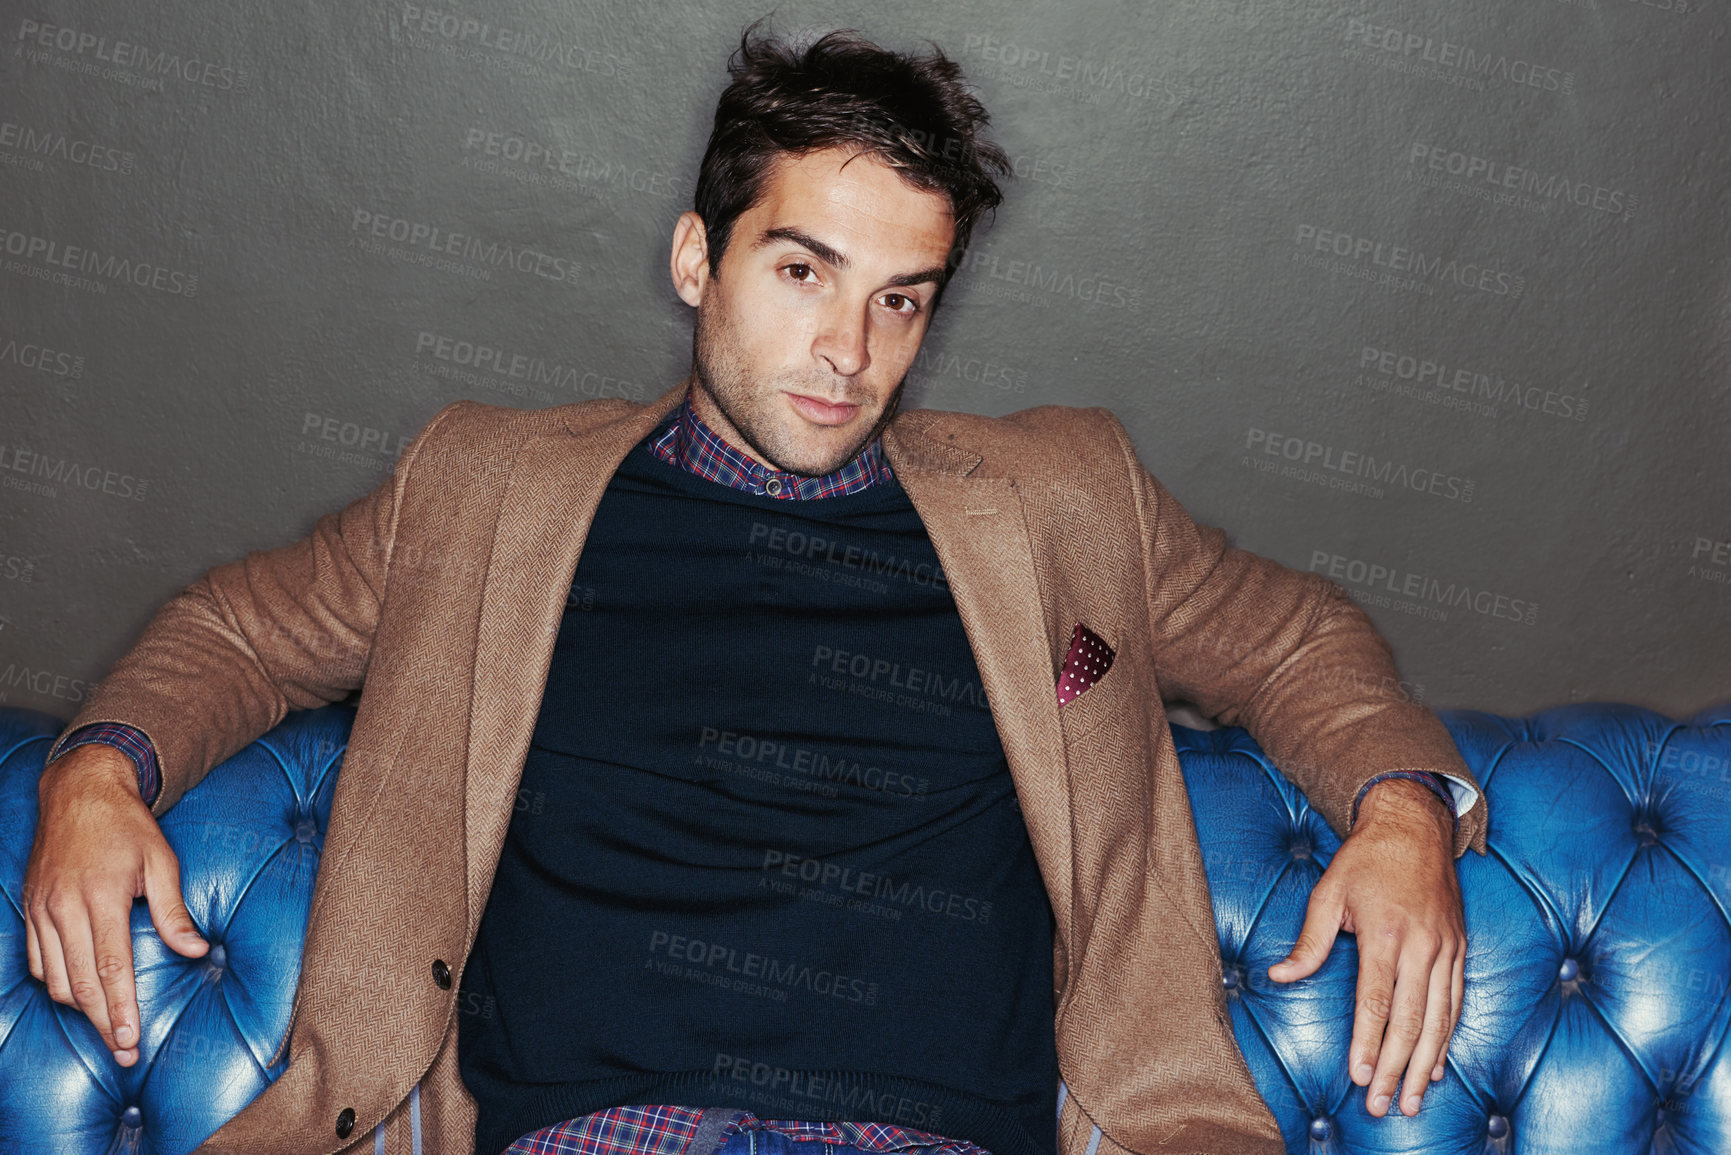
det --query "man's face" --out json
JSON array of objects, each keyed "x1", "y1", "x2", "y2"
[{"x1": 671, "y1": 147, "x2": 955, "y2": 476}]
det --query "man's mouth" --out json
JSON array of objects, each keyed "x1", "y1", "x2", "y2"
[{"x1": 786, "y1": 392, "x2": 860, "y2": 426}]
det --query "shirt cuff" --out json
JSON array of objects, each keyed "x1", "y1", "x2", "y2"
[
  {"x1": 1432, "y1": 771, "x2": 1480, "y2": 817},
  {"x1": 1352, "y1": 769, "x2": 1460, "y2": 836},
  {"x1": 48, "y1": 723, "x2": 161, "y2": 808}
]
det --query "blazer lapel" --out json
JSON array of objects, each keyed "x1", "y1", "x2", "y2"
[
  {"x1": 460, "y1": 384, "x2": 684, "y2": 942},
  {"x1": 883, "y1": 416, "x2": 1074, "y2": 916}
]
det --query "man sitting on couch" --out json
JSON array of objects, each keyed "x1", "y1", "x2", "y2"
[{"x1": 23, "y1": 23, "x2": 1484, "y2": 1155}]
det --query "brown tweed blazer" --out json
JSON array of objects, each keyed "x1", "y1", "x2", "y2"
[{"x1": 54, "y1": 382, "x2": 1486, "y2": 1155}]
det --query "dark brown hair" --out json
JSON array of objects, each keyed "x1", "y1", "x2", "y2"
[{"x1": 693, "y1": 22, "x2": 1011, "y2": 284}]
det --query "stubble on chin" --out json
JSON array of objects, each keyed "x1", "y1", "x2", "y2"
[{"x1": 691, "y1": 297, "x2": 905, "y2": 478}]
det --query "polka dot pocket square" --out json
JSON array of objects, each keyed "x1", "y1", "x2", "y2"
[{"x1": 1056, "y1": 622, "x2": 1115, "y2": 706}]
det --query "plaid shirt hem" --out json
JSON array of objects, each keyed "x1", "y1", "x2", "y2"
[{"x1": 505, "y1": 1105, "x2": 992, "y2": 1155}]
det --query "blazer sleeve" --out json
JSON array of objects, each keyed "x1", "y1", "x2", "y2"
[
  {"x1": 1105, "y1": 412, "x2": 1489, "y2": 857},
  {"x1": 45, "y1": 400, "x2": 470, "y2": 817}
]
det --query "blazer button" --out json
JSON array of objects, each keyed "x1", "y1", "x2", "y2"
[
  {"x1": 336, "y1": 1107, "x2": 356, "y2": 1138},
  {"x1": 432, "y1": 958, "x2": 452, "y2": 989}
]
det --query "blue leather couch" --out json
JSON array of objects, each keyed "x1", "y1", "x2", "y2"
[{"x1": 3, "y1": 702, "x2": 1729, "y2": 1154}]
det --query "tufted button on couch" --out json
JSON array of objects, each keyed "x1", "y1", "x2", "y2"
[
  {"x1": 1179, "y1": 702, "x2": 1731, "y2": 1154},
  {"x1": 2, "y1": 701, "x2": 1728, "y2": 1153},
  {"x1": 0, "y1": 704, "x2": 342, "y2": 1154}
]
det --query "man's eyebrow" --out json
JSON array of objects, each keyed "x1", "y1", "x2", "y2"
[
  {"x1": 758, "y1": 227, "x2": 849, "y2": 269},
  {"x1": 885, "y1": 265, "x2": 947, "y2": 289},
  {"x1": 757, "y1": 226, "x2": 945, "y2": 290}
]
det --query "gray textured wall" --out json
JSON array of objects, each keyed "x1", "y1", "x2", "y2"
[{"x1": 2, "y1": 0, "x2": 1725, "y2": 723}]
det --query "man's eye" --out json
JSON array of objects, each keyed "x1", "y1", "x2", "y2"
[
  {"x1": 882, "y1": 293, "x2": 920, "y2": 315},
  {"x1": 786, "y1": 263, "x2": 814, "y2": 281}
]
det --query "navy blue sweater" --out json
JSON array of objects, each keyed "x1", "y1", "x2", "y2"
[{"x1": 458, "y1": 435, "x2": 1057, "y2": 1155}]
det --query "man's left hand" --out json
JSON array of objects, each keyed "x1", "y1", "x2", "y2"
[{"x1": 1266, "y1": 777, "x2": 1463, "y2": 1119}]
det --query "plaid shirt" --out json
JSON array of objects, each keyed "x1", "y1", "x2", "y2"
[
  {"x1": 48, "y1": 720, "x2": 162, "y2": 806},
  {"x1": 502, "y1": 1106, "x2": 991, "y2": 1155},
  {"x1": 45, "y1": 391, "x2": 1457, "y2": 1155},
  {"x1": 647, "y1": 388, "x2": 893, "y2": 500}
]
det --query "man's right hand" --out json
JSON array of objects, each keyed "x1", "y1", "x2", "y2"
[{"x1": 24, "y1": 743, "x2": 208, "y2": 1066}]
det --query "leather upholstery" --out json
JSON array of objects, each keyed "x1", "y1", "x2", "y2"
[
  {"x1": 0, "y1": 705, "x2": 343, "y2": 1154},
  {"x1": 1181, "y1": 702, "x2": 1731, "y2": 1153},
  {"x1": 2, "y1": 701, "x2": 1727, "y2": 1153}
]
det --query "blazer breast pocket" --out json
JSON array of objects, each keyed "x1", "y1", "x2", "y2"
[{"x1": 1055, "y1": 622, "x2": 1136, "y2": 742}]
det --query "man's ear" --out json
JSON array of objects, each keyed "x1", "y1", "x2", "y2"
[{"x1": 670, "y1": 211, "x2": 709, "y2": 307}]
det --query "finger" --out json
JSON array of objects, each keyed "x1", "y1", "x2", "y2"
[
  {"x1": 1435, "y1": 945, "x2": 1465, "y2": 1081},
  {"x1": 1399, "y1": 953, "x2": 1456, "y2": 1114},
  {"x1": 1269, "y1": 881, "x2": 1344, "y2": 983},
  {"x1": 52, "y1": 904, "x2": 118, "y2": 1050},
  {"x1": 91, "y1": 895, "x2": 142, "y2": 1064},
  {"x1": 26, "y1": 909, "x2": 41, "y2": 981},
  {"x1": 36, "y1": 898, "x2": 75, "y2": 1006},
  {"x1": 1348, "y1": 943, "x2": 1396, "y2": 1087},
  {"x1": 1366, "y1": 948, "x2": 1431, "y2": 1117},
  {"x1": 143, "y1": 842, "x2": 207, "y2": 959}
]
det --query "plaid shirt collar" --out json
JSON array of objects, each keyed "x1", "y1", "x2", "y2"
[{"x1": 648, "y1": 389, "x2": 893, "y2": 500}]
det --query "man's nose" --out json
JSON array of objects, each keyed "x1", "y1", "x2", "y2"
[{"x1": 812, "y1": 300, "x2": 870, "y2": 378}]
